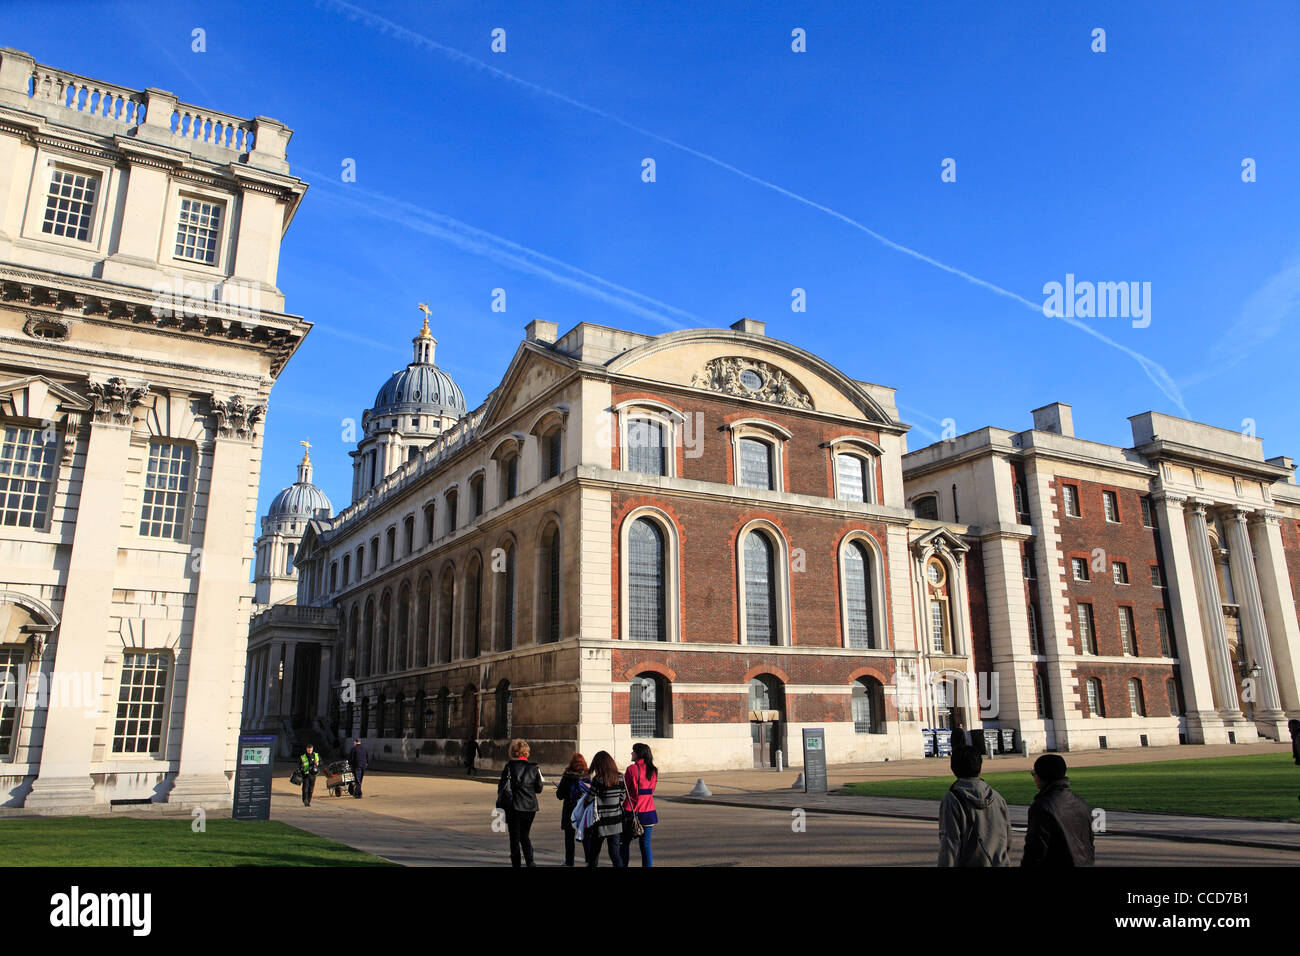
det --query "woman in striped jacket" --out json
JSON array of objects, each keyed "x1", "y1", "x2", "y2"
[{"x1": 583, "y1": 750, "x2": 628, "y2": 867}]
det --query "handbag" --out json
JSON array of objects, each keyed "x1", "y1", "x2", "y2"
[
  {"x1": 290, "y1": 769, "x2": 303, "y2": 786},
  {"x1": 496, "y1": 763, "x2": 515, "y2": 811},
  {"x1": 625, "y1": 779, "x2": 645, "y2": 838}
]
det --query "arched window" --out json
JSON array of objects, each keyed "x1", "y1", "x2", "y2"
[
  {"x1": 1027, "y1": 603, "x2": 1040, "y2": 654},
  {"x1": 469, "y1": 473, "x2": 485, "y2": 518},
  {"x1": 1086, "y1": 678, "x2": 1105, "y2": 718},
  {"x1": 836, "y1": 453, "x2": 872, "y2": 503},
  {"x1": 738, "y1": 437, "x2": 774, "y2": 491},
  {"x1": 464, "y1": 555, "x2": 483, "y2": 658},
  {"x1": 346, "y1": 605, "x2": 359, "y2": 677},
  {"x1": 495, "y1": 679, "x2": 512, "y2": 738},
  {"x1": 628, "y1": 518, "x2": 666, "y2": 642},
  {"x1": 376, "y1": 591, "x2": 391, "y2": 674},
  {"x1": 445, "y1": 488, "x2": 458, "y2": 533},
  {"x1": 462, "y1": 685, "x2": 478, "y2": 736},
  {"x1": 627, "y1": 417, "x2": 666, "y2": 476},
  {"x1": 437, "y1": 565, "x2": 455, "y2": 663},
  {"x1": 537, "y1": 523, "x2": 561, "y2": 644},
  {"x1": 395, "y1": 582, "x2": 411, "y2": 671},
  {"x1": 913, "y1": 494, "x2": 939, "y2": 520},
  {"x1": 495, "y1": 543, "x2": 516, "y2": 651},
  {"x1": 540, "y1": 426, "x2": 563, "y2": 481},
  {"x1": 743, "y1": 530, "x2": 778, "y2": 646},
  {"x1": 415, "y1": 572, "x2": 432, "y2": 668},
  {"x1": 852, "y1": 678, "x2": 885, "y2": 734},
  {"x1": 629, "y1": 673, "x2": 669, "y2": 738},
  {"x1": 1014, "y1": 482, "x2": 1026, "y2": 517},
  {"x1": 359, "y1": 599, "x2": 374, "y2": 678},
  {"x1": 359, "y1": 696, "x2": 370, "y2": 737},
  {"x1": 1167, "y1": 677, "x2": 1184, "y2": 716},
  {"x1": 1128, "y1": 678, "x2": 1146, "y2": 717},
  {"x1": 1034, "y1": 669, "x2": 1050, "y2": 718},
  {"x1": 499, "y1": 455, "x2": 518, "y2": 504},
  {"x1": 842, "y1": 540, "x2": 876, "y2": 649}
]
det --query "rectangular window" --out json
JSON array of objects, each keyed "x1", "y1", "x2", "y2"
[
  {"x1": 1086, "y1": 678, "x2": 1101, "y2": 716},
  {"x1": 471, "y1": 478, "x2": 484, "y2": 518},
  {"x1": 0, "y1": 646, "x2": 25, "y2": 758},
  {"x1": 446, "y1": 492, "x2": 458, "y2": 533},
  {"x1": 1027, "y1": 603, "x2": 1040, "y2": 654},
  {"x1": 42, "y1": 167, "x2": 99, "y2": 241},
  {"x1": 1022, "y1": 544, "x2": 1036, "y2": 580},
  {"x1": 112, "y1": 651, "x2": 170, "y2": 755},
  {"x1": 1158, "y1": 610, "x2": 1173, "y2": 657},
  {"x1": 1141, "y1": 496, "x2": 1156, "y2": 528},
  {"x1": 404, "y1": 516, "x2": 414, "y2": 555},
  {"x1": 423, "y1": 503, "x2": 436, "y2": 544},
  {"x1": 1062, "y1": 484, "x2": 1080, "y2": 517},
  {"x1": 1119, "y1": 606, "x2": 1136, "y2": 655},
  {"x1": 1077, "y1": 603, "x2": 1096, "y2": 654},
  {"x1": 930, "y1": 602, "x2": 946, "y2": 653},
  {"x1": 174, "y1": 197, "x2": 223, "y2": 264},
  {"x1": 738, "y1": 438, "x2": 773, "y2": 491},
  {"x1": 1112, "y1": 561, "x2": 1129, "y2": 585},
  {"x1": 837, "y1": 454, "x2": 867, "y2": 503},
  {"x1": 1150, "y1": 565, "x2": 1163, "y2": 587},
  {"x1": 1103, "y1": 490, "x2": 1119, "y2": 523},
  {"x1": 385, "y1": 528, "x2": 395, "y2": 565},
  {"x1": 543, "y1": 430, "x2": 562, "y2": 480},
  {"x1": 139, "y1": 441, "x2": 193, "y2": 540},
  {"x1": 0, "y1": 423, "x2": 58, "y2": 529},
  {"x1": 1071, "y1": 557, "x2": 1089, "y2": 581},
  {"x1": 627, "y1": 418, "x2": 666, "y2": 476}
]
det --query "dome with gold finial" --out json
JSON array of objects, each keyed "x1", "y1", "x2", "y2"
[
  {"x1": 265, "y1": 442, "x2": 332, "y2": 522},
  {"x1": 371, "y1": 305, "x2": 466, "y2": 418}
]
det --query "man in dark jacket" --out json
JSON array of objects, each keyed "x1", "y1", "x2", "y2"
[
  {"x1": 1021, "y1": 754, "x2": 1095, "y2": 866},
  {"x1": 348, "y1": 739, "x2": 369, "y2": 798},
  {"x1": 938, "y1": 745, "x2": 1012, "y2": 866},
  {"x1": 464, "y1": 737, "x2": 479, "y2": 775},
  {"x1": 299, "y1": 744, "x2": 321, "y2": 806}
]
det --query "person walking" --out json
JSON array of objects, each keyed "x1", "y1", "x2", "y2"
[
  {"x1": 1021, "y1": 754, "x2": 1096, "y2": 867},
  {"x1": 556, "y1": 753, "x2": 591, "y2": 867},
  {"x1": 1289, "y1": 719, "x2": 1300, "y2": 766},
  {"x1": 619, "y1": 742, "x2": 659, "y2": 867},
  {"x1": 497, "y1": 738, "x2": 544, "y2": 867},
  {"x1": 937, "y1": 745, "x2": 1011, "y2": 866},
  {"x1": 583, "y1": 750, "x2": 628, "y2": 867},
  {"x1": 464, "y1": 736, "x2": 480, "y2": 776},
  {"x1": 348, "y1": 738, "x2": 369, "y2": 798},
  {"x1": 298, "y1": 743, "x2": 321, "y2": 807}
]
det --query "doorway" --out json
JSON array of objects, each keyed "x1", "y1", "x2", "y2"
[{"x1": 748, "y1": 675, "x2": 786, "y2": 768}]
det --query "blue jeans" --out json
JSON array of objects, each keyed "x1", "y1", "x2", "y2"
[{"x1": 618, "y1": 822, "x2": 653, "y2": 867}]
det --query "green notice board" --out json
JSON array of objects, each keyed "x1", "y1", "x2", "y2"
[{"x1": 802, "y1": 727, "x2": 827, "y2": 793}]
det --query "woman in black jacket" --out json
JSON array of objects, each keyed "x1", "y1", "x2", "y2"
[
  {"x1": 499, "y1": 738, "x2": 545, "y2": 867},
  {"x1": 555, "y1": 752, "x2": 590, "y2": 867}
]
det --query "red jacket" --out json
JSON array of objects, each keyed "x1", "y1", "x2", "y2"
[{"x1": 623, "y1": 760, "x2": 657, "y2": 814}]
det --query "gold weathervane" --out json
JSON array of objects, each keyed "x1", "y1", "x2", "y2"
[
  {"x1": 417, "y1": 302, "x2": 433, "y2": 337},
  {"x1": 300, "y1": 439, "x2": 311, "y2": 462}
]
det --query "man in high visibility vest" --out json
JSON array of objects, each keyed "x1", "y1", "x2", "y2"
[{"x1": 299, "y1": 744, "x2": 321, "y2": 806}]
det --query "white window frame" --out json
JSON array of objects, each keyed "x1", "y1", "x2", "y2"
[
  {"x1": 1077, "y1": 603, "x2": 1096, "y2": 654},
  {"x1": 172, "y1": 193, "x2": 227, "y2": 267},
  {"x1": 615, "y1": 400, "x2": 683, "y2": 478},
  {"x1": 727, "y1": 420, "x2": 791, "y2": 493},
  {"x1": 138, "y1": 439, "x2": 196, "y2": 543},
  {"x1": 163, "y1": 183, "x2": 233, "y2": 274},
  {"x1": 736, "y1": 519, "x2": 792, "y2": 647},
  {"x1": 1112, "y1": 561, "x2": 1129, "y2": 585},
  {"x1": 1118, "y1": 606, "x2": 1136, "y2": 655},
  {"x1": 1103, "y1": 490, "x2": 1120, "y2": 523},
  {"x1": 110, "y1": 649, "x2": 174, "y2": 758},
  {"x1": 619, "y1": 507, "x2": 681, "y2": 643},
  {"x1": 1062, "y1": 484, "x2": 1081, "y2": 518},
  {"x1": 0, "y1": 418, "x2": 60, "y2": 531},
  {"x1": 1071, "y1": 557, "x2": 1089, "y2": 581},
  {"x1": 827, "y1": 436, "x2": 882, "y2": 504},
  {"x1": 23, "y1": 154, "x2": 114, "y2": 253},
  {"x1": 1086, "y1": 678, "x2": 1103, "y2": 718}
]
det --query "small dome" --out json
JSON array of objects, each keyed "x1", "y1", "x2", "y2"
[
  {"x1": 373, "y1": 364, "x2": 466, "y2": 417},
  {"x1": 267, "y1": 481, "x2": 332, "y2": 519}
]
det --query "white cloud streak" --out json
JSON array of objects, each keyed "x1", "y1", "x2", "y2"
[{"x1": 316, "y1": 0, "x2": 1188, "y2": 414}]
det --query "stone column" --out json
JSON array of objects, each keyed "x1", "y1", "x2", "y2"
[
  {"x1": 1222, "y1": 509, "x2": 1285, "y2": 735},
  {"x1": 25, "y1": 405, "x2": 138, "y2": 810},
  {"x1": 977, "y1": 534, "x2": 1037, "y2": 738},
  {"x1": 169, "y1": 402, "x2": 262, "y2": 807},
  {"x1": 1248, "y1": 511, "x2": 1300, "y2": 717},
  {"x1": 1185, "y1": 502, "x2": 1244, "y2": 723}
]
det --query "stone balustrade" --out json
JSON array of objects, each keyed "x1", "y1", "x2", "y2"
[{"x1": 249, "y1": 603, "x2": 340, "y2": 631}]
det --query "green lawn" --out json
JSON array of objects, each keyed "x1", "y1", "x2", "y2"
[
  {"x1": 841, "y1": 754, "x2": 1300, "y2": 821},
  {"x1": 0, "y1": 817, "x2": 395, "y2": 866}
]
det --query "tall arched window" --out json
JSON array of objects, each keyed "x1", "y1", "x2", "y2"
[
  {"x1": 376, "y1": 591, "x2": 391, "y2": 674},
  {"x1": 499, "y1": 454, "x2": 518, "y2": 503},
  {"x1": 627, "y1": 417, "x2": 666, "y2": 476},
  {"x1": 347, "y1": 605, "x2": 359, "y2": 677},
  {"x1": 465, "y1": 555, "x2": 483, "y2": 658},
  {"x1": 629, "y1": 673, "x2": 668, "y2": 738},
  {"x1": 395, "y1": 582, "x2": 411, "y2": 670},
  {"x1": 628, "y1": 518, "x2": 666, "y2": 642},
  {"x1": 415, "y1": 573, "x2": 432, "y2": 668},
  {"x1": 1086, "y1": 677, "x2": 1105, "y2": 718},
  {"x1": 843, "y1": 540, "x2": 875, "y2": 649},
  {"x1": 496, "y1": 543, "x2": 516, "y2": 651},
  {"x1": 537, "y1": 524, "x2": 561, "y2": 644},
  {"x1": 540, "y1": 426, "x2": 563, "y2": 481},
  {"x1": 852, "y1": 678, "x2": 885, "y2": 734},
  {"x1": 1127, "y1": 678, "x2": 1146, "y2": 717},
  {"x1": 359, "y1": 599, "x2": 374, "y2": 678},
  {"x1": 437, "y1": 565, "x2": 455, "y2": 663},
  {"x1": 743, "y1": 530, "x2": 778, "y2": 646},
  {"x1": 436, "y1": 687, "x2": 450, "y2": 737},
  {"x1": 1034, "y1": 668, "x2": 1050, "y2": 718},
  {"x1": 1027, "y1": 603, "x2": 1040, "y2": 654}
]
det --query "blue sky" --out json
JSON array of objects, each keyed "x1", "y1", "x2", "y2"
[{"x1": 4, "y1": 0, "x2": 1298, "y2": 513}]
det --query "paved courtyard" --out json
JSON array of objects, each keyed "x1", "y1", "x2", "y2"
[{"x1": 273, "y1": 743, "x2": 1300, "y2": 866}]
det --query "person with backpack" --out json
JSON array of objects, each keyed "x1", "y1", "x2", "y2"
[
  {"x1": 583, "y1": 750, "x2": 627, "y2": 867},
  {"x1": 937, "y1": 745, "x2": 1011, "y2": 866},
  {"x1": 497, "y1": 738, "x2": 545, "y2": 867},
  {"x1": 619, "y1": 742, "x2": 659, "y2": 867},
  {"x1": 556, "y1": 752, "x2": 590, "y2": 867}
]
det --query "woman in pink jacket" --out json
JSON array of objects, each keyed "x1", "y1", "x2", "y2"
[{"x1": 619, "y1": 742, "x2": 659, "y2": 867}]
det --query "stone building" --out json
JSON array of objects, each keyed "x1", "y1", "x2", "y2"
[
  {"x1": 258, "y1": 313, "x2": 1300, "y2": 772},
  {"x1": 0, "y1": 49, "x2": 309, "y2": 810}
]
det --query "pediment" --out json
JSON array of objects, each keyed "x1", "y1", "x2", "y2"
[
  {"x1": 0, "y1": 375, "x2": 91, "y2": 420},
  {"x1": 478, "y1": 344, "x2": 575, "y2": 432},
  {"x1": 911, "y1": 526, "x2": 970, "y2": 557}
]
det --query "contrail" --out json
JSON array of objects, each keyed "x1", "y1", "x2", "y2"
[
  {"x1": 302, "y1": 170, "x2": 697, "y2": 330},
  {"x1": 317, "y1": 0, "x2": 1188, "y2": 414}
]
